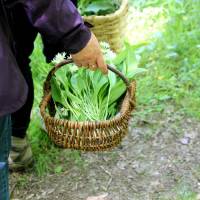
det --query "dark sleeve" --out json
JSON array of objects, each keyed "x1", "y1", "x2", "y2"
[{"x1": 21, "y1": 0, "x2": 91, "y2": 54}]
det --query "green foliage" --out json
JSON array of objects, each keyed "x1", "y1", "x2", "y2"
[
  {"x1": 134, "y1": 0, "x2": 200, "y2": 119},
  {"x1": 129, "y1": 0, "x2": 165, "y2": 9},
  {"x1": 78, "y1": 0, "x2": 120, "y2": 15},
  {"x1": 175, "y1": 183, "x2": 197, "y2": 200},
  {"x1": 50, "y1": 42, "x2": 146, "y2": 121},
  {"x1": 54, "y1": 165, "x2": 63, "y2": 174}
]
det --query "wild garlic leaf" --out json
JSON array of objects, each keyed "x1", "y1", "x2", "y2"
[
  {"x1": 91, "y1": 70, "x2": 108, "y2": 96},
  {"x1": 108, "y1": 80, "x2": 126, "y2": 106},
  {"x1": 108, "y1": 70, "x2": 117, "y2": 90},
  {"x1": 81, "y1": 0, "x2": 119, "y2": 15},
  {"x1": 127, "y1": 68, "x2": 147, "y2": 80},
  {"x1": 51, "y1": 77, "x2": 63, "y2": 105},
  {"x1": 85, "y1": 1, "x2": 115, "y2": 13},
  {"x1": 114, "y1": 49, "x2": 127, "y2": 65},
  {"x1": 70, "y1": 73, "x2": 86, "y2": 93}
]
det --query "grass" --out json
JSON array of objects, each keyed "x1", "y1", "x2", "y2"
[
  {"x1": 171, "y1": 183, "x2": 198, "y2": 200},
  {"x1": 28, "y1": 0, "x2": 200, "y2": 186},
  {"x1": 130, "y1": 0, "x2": 200, "y2": 119}
]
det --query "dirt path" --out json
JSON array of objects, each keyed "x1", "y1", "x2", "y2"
[{"x1": 10, "y1": 105, "x2": 200, "y2": 200}]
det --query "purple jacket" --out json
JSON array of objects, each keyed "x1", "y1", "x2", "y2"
[{"x1": 0, "y1": 0, "x2": 91, "y2": 117}]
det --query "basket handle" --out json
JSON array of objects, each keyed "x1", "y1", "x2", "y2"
[
  {"x1": 107, "y1": 65, "x2": 130, "y2": 88},
  {"x1": 43, "y1": 58, "x2": 131, "y2": 95}
]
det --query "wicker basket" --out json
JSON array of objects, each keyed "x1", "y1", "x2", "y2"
[
  {"x1": 40, "y1": 59, "x2": 136, "y2": 151},
  {"x1": 83, "y1": 0, "x2": 129, "y2": 52}
]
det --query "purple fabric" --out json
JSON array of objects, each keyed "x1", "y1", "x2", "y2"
[
  {"x1": 0, "y1": 25, "x2": 28, "y2": 117},
  {"x1": 21, "y1": 0, "x2": 91, "y2": 54},
  {"x1": 0, "y1": 0, "x2": 91, "y2": 116}
]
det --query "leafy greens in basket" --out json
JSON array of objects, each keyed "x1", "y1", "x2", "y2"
[
  {"x1": 51, "y1": 41, "x2": 146, "y2": 121},
  {"x1": 78, "y1": 0, "x2": 120, "y2": 16}
]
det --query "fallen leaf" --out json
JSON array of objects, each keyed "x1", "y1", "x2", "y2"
[
  {"x1": 26, "y1": 194, "x2": 34, "y2": 200},
  {"x1": 86, "y1": 193, "x2": 108, "y2": 200}
]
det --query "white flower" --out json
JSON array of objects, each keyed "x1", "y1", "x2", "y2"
[
  {"x1": 105, "y1": 50, "x2": 116, "y2": 60},
  {"x1": 52, "y1": 52, "x2": 66, "y2": 64},
  {"x1": 100, "y1": 41, "x2": 110, "y2": 49},
  {"x1": 100, "y1": 41, "x2": 116, "y2": 61}
]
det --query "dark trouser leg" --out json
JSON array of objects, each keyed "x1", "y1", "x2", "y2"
[
  {"x1": 0, "y1": 115, "x2": 11, "y2": 200},
  {"x1": 11, "y1": 59, "x2": 34, "y2": 138},
  {"x1": 9, "y1": 4, "x2": 37, "y2": 138},
  {"x1": 71, "y1": 0, "x2": 78, "y2": 6}
]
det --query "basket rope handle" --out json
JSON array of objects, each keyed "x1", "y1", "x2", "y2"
[{"x1": 43, "y1": 58, "x2": 131, "y2": 95}]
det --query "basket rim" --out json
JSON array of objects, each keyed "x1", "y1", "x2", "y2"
[
  {"x1": 40, "y1": 81, "x2": 136, "y2": 129},
  {"x1": 83, "y1": 0, "x2": 128, "y2": 21}
]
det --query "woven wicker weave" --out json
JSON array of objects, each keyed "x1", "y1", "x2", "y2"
[
  {"x1": 83, "y1": 0, "x2": 129, "y2": 52},
  {"x1": 40, "y1": 59, "x2": 136, "y2": 151}
]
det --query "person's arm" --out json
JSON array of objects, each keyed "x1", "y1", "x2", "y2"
[{"x1": 20, "y1": 0, "x2": 107, "y2": 73}]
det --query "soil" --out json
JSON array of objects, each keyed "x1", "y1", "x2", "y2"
[{"x1": 10, "y1": 105, "x2": 200, "y2": 200}]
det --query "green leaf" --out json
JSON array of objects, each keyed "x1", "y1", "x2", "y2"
[
  {"x1": 108, "y1": 80, "x2": 126, "y2": 105},
  {"x1": 54, "y1": 166, "x2": 63, "y2": 173},
  {"x1": 91, "y1": 70, "x2": 108, "y2": 96},
  {"x1": 83, "y1": 0, "x2": 117, "y2": 15},
  {"x1": 114, "y1": 49, "x2": 127, "y2": 65},
  {"x1": 108, "y1": 70, "x2": 117, "y2": 89},
  {"x1": 85, "y1": 2, "x2": 113, "y2": 12},
  {"x1": 70, "y1": 73, "x2": 86, "y2": 93},
  {"x1": 50, "y1": 77, "x2": 63, "y2": 105},
  {"x1": 127, "y1": 68, "x2": 147, "y2": 80},
  {"x1": 107, "y1": 102, "x2": 117, "y2": 118},
  {"x1": 55, "y1": 68, "x2": 71, "y2": 92},
  {"x1": 124, "y1": 42, "x2": 140, "y2": 71}
]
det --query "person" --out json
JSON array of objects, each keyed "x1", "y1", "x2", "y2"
[{"x1": 0, "y1": 0, "x2": 107, "y2": 198}]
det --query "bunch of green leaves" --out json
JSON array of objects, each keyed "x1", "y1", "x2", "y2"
[
  {"x1": 51, "y1": 41, "x2": 146, "y2": 121},
  {"x1": 78, "y1": 0, "x2": 120, "y2": 16}
]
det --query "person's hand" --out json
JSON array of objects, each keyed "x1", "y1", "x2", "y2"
[{"x1": 71, "y1": 32, "x2": 108, "y2": 74}]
